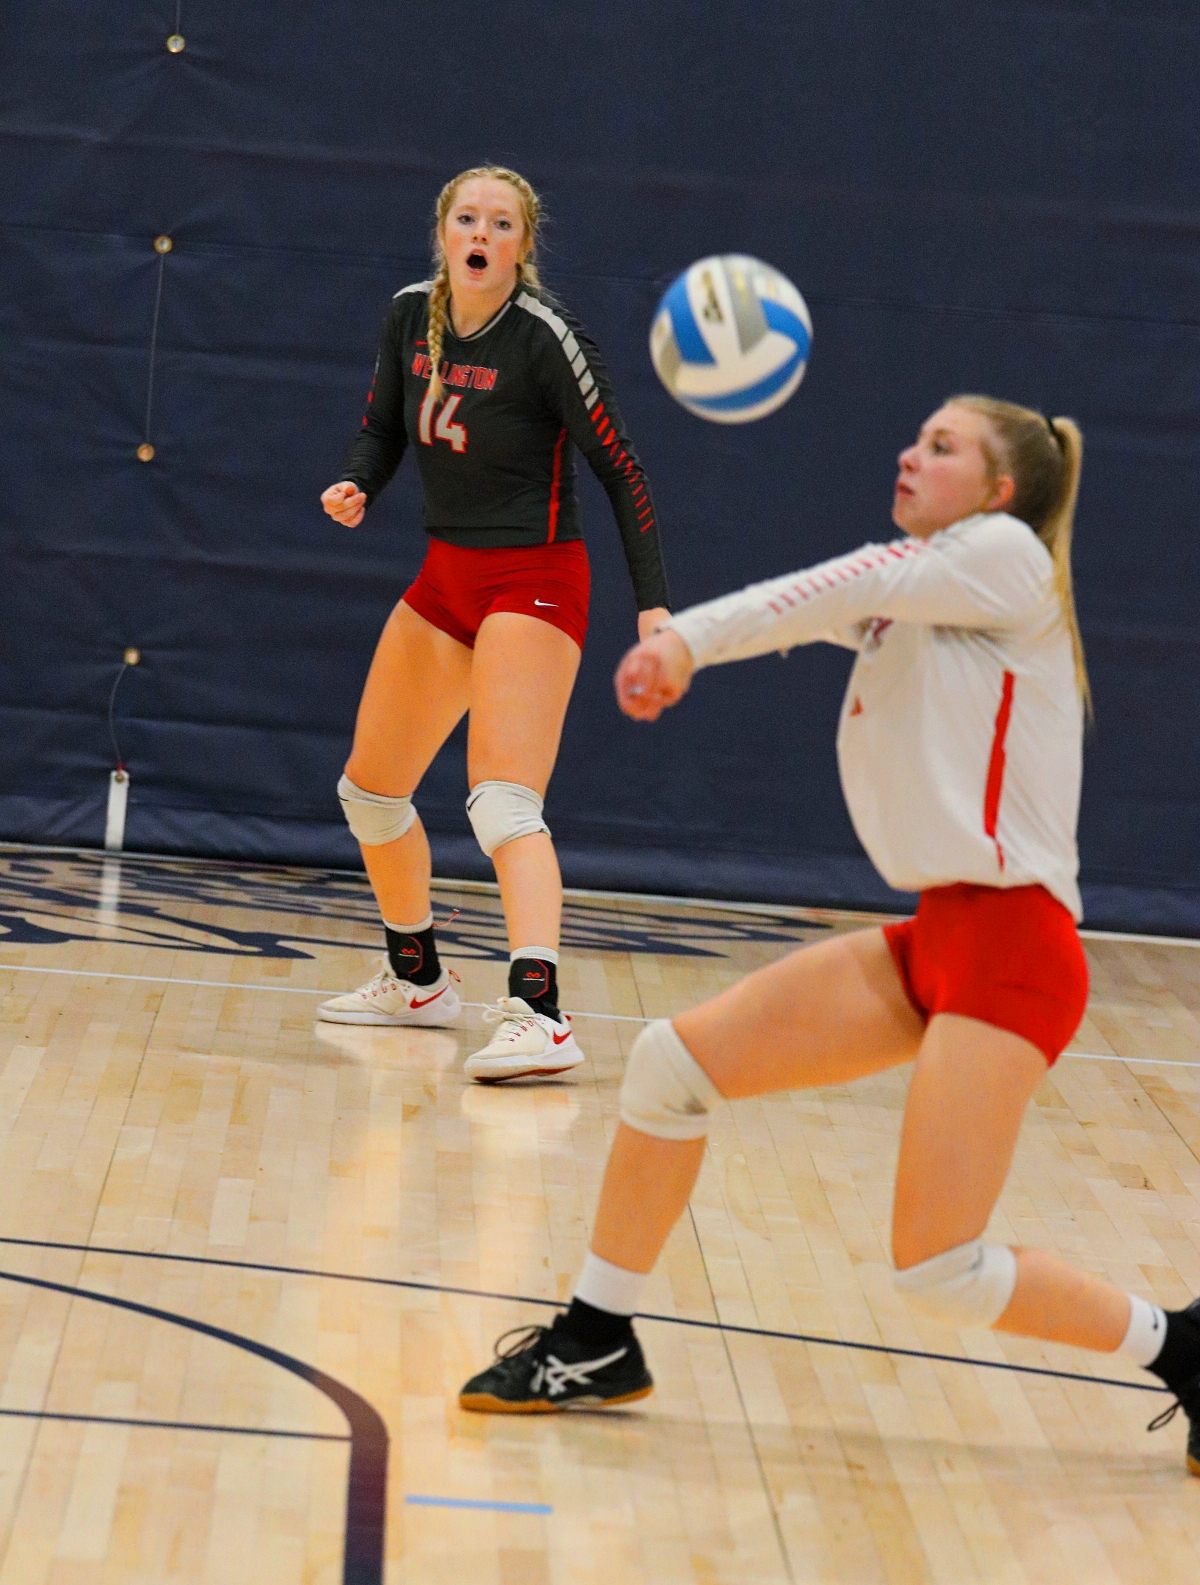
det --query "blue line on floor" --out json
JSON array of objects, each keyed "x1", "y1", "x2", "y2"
[{"x1": 406, "y1": 1494, "x2": 552, "y2": 1515}]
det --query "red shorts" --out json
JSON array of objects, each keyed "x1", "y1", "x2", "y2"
[
  {"x1": 883, "y1": 883, "x2": 1089, "y2": 1065},
  {"x1": 401, "y1": 538, "x2": 590, "y2": 651}
]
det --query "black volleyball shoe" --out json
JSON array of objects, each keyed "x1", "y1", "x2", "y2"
[
  {"x1": 459, "y1": 1322, "x2": 653, "y2": 1414},
  {"x1": 1148, "y1": 1371, "x2": 1200, "y2": 1477},
  {"x1": 1145, "y1": 1297, "x2": 1200, "y2": 1476}
]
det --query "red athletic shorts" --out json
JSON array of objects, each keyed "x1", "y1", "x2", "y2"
[
  {"x1": 401, "y1": 538, "x2": 590, "y2": 651},
  {"x1": 883, "y1": 883, "x2": 1089, "y2": 1065}
]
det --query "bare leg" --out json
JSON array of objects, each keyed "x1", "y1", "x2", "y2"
[
  {"x1": 892, "y1": 1013, "x2": 1129, "y2": 1351},
  {"x1": 344, "y1": 601, "x2": 472, "y2": 924},
  {"x1": 591, "y1": 929, "x2": 924, "y2": 1270},
  {"x1": 467, "y1": 612, "x2": 581, "y2": 951}
]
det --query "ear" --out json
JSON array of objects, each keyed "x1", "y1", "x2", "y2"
[{"x1": 985, "y1": 473, "x2": 1016, "y2": 512}]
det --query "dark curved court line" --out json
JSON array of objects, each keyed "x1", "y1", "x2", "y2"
[
  {"x1": 0, "y1": 1405, "x2": 347, "y2": 1439},
  {"x1": 0, "y1": 1268, "x2": 387, "y2": 1585},
  {"x1": 0, "y1": 1235, "x2": 1168, "y2": 1398}
]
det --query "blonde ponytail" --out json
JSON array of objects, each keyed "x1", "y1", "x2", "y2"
[
  {"x1": 1042, "y1": 417, "x2": 1089, "y2": 714},
  {"x1": 425, "y1": 164, "x2": 544, "y2": 407},
  {"x1": 952, "y1": 394, "x2": 1091, "y2": 716}
]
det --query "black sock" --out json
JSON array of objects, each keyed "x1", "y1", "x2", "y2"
[
  {"x1": 509, "y1": 956, "x2": 560, "y2": 1021},
  {"x1": 384, "y1": 923, "x2": 441, "y2": 987},
  {"x1": 554, "y1": 1296, "x2": 634, "y2": 1350},
  {"x1": 1146, "y1": 1302, "x2": 1200, "y2": 1397}
]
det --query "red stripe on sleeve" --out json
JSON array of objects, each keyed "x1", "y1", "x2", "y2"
[
  {"x1": 983, "y1": 671, "x2": 1016, "y2": 869},
  {"x1": 547, "y1": 427, "x2": 567, "y2": 542}
]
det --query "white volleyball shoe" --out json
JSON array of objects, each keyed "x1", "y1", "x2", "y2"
[
  {"x1": 317, "y1": 961, "x2": 461, "y2": 1027},
  {"x1": 464, "y1": 996, "x2": 586, "y2": 1082}
]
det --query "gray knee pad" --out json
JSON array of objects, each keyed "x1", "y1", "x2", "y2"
[
  {"x1": 337, "y1": 774, "x2": 416, "y2": 846},
  {"x1": 892, "y1": 1239, "x2": 1017, "y2": 1328},
  {"x1": 619, "y1": 1019, "x2": 723, "y2": 1141},
  {"x1": 465, "y1": 780, "x2": 550, "y2": 857}
]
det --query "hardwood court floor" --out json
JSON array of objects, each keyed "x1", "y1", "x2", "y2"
[{"x1": 0, "y1": 845, "x2": 1198, "y2": 1584}]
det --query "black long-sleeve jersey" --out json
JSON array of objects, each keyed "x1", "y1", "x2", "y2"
[{"x1": 342, "y1": 280, "x2": 670, "y2": 612}]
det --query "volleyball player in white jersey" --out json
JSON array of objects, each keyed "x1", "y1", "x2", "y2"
[{"x1": 458, "y1": 395, "x2": 1200, "y2": 1473}]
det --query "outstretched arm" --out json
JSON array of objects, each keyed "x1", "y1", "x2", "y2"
[
  {"x1": 615, "y1": 516, "x2": 1050, "y2": 719},
  {"x1": 668, "y1": 516, "x2": 1048, "y2": 671}
]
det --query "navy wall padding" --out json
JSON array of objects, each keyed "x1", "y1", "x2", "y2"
[{"x1": 2, "y1": 2, "x2": 1198, "y2": 932}]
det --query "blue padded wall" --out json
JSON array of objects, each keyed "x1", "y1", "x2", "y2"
[{"x1": 1, "y1": 2, "x2": 1198, "y2": 930}]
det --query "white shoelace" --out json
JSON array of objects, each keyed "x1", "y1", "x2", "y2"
[
  {"x1": 481, "y1": 1002, "x2": 540, "y2": 1042},
  {"x1": 357, "y1": 960, "x2": 399, "y2": 997}
]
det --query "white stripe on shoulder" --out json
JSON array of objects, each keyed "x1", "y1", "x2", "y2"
[
  {"x1": 517, "y1": 290, "x2": 600, "y2": 409},
  {"x1": 392, "y1": 279, "x2": 435, "y2": 299}
]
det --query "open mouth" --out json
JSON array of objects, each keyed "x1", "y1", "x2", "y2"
[{"x1": 466, "y1": 251, "x2": 488, "y2": 275}]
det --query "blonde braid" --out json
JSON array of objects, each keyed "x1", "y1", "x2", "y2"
[
  {"x1": 426, "y1": 164, "x2": 545, "y2": 404},
  {"x1": 425, "y1": 261, "x2": 452, "y2": 405}
]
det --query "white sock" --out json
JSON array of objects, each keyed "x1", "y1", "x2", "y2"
[
  {"x1": 573, "y1": 1252, "x2": 647, "y2": 1317},
  {"x1": 510, "y1": 946, "x2": 559, "y2": 964},
  {"x1": 1117, "y1": 1293, "x2": 1168, "y2": 1366},
  {"x1": 383, "y1": 913, "x2": 433, "y2": 934}
]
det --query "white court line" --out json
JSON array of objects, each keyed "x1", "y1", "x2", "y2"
[
  {"x1": 0, "y1": 961, "x2": 647, "y2": 1024},
  {"x1": 2, "y1": 961, "x2": 1199, "y2": 1065}
]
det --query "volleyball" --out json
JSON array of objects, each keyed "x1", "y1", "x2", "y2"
[{"x1": 649, "y1": 254, "x2": 812, "y2": 423}]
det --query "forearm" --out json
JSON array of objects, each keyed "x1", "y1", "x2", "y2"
[
  {"x1": 667, "y1": 560, "x2": 874, "y2": 668},
  {"x1": 342, "y1": 422, "x2": 405, "y2": 503},
  {"x1": 607, "y1": 483, "x2": 671, "y2": 612}
]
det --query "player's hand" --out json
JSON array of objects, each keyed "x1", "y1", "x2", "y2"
[
  {"x1": 615, "y1": 629, "x2": 694, "y2": 721},
  {"x1": 321, "y1": 480, "x2": 367, "y2": 527},
  {"x1": 637, "y1": 606, "x2": 671, "y2": 642}
]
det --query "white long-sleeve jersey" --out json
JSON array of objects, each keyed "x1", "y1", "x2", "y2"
[{"x1": 669, "y1": 512, "x2": 1083, "y2": 919}]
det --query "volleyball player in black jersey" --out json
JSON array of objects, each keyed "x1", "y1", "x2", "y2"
[{"x1": 317, "y1": 166, "x2": 671, "y2": 1081}]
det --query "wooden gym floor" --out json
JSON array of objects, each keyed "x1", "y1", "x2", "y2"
[{"x1": 0, "y1": 844, "x2": 1198, "y2": 1584}]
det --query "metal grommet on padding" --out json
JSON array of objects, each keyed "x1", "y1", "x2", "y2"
[
  {"x1": 136, "y1": 443, "x2": 155, "y2": 462},
  {"x1": 166, "y1": 34, "x2": 185, "y2": 53},
  {"x1": 154, "y1": 235, "x2": 173, "y2": 254}
]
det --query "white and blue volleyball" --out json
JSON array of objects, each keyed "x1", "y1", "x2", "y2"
[{"x1": 649, "y1": 255, "x2": 812, "y2": 423}]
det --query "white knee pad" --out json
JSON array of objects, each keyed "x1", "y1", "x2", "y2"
[
  {"x1": 465, "y1": 780, "x2": 550, "y2": 857},
  {"x1": 893, "y1": 1239, "x2": 1017, "y2": 1328},
  {"x1": 619, "y1": 1019, "x2": 723, "y2": 1141},
  {"x1": 337, "y1": 774, "x2": 416, "y2": 846}
]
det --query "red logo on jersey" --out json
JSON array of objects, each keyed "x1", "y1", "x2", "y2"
[
  {"x1": 849, "y1": 696, "x2": 864, "y2": 717},
  {"x1": 410, "y1": 353, "x2": 497, "y2": 391}
]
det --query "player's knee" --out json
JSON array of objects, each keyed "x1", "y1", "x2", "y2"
[
  {"x1": 337, "y1": 773, "x2": 416, "y2": 846},
  {"x1": 465, "y1": 780, "x2": 550, "y2": 857},
  {"x1": 619, "y1": 1019, "x2": 723, "y2": 1141},
  {"x1": 892, "y1": 1238, "x2": 1017, "y2": 1328}
]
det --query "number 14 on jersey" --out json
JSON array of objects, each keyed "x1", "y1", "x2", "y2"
[{"x1": 419, "y1": 390, "x2": 468, "y2": 453}]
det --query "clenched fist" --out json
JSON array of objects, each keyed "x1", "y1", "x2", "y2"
[{"x1": 321, "y1": 480, "x2": 367, "y2": 527}]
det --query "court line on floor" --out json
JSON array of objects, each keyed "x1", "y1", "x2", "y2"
[
  {"x1": 0, "y1": 1236, "x2": 1168, "y2": 1398},
  {"x1": 3, "y1": 963, "x2": 1198, "y2": 1063},
  {"x1": 0, "y1": 963, "x2": 649, "y2": 1024},
  {"x1": 0, "y1": 1405, "x2": 347, "y2": 1440},
  {"x1": 0, "y1": 1266, "x2": 388, "y2": 1585},
  {"x1": 406, "y1": 1495, "x2": 552, "y2": 1515}
]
